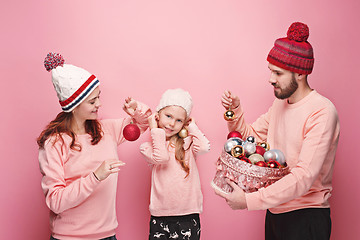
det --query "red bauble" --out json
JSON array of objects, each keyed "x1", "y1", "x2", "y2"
[
  {"x1": 241, "y1": 156, "x2": 251, "y2": 164},
  {"x1": 227, "y1": 131, "x2": 243, "y2": 139},
  {"x1": 255, "y1": 161, "x2": 267, "y2": 167},
  {"x1": 255, "y1": 145, "x2": 266, "y2": 156},
  {"x1": 268, "y1": 160, "x2": 280, "y2": 168},
  {"x1": 123, "y1": 123, "x2": 140, "y2": 141}
]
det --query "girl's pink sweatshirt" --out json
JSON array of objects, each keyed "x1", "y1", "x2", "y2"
[
  {"x1": 140, "y1": 122, "x2": 210, "y2": 217},
  {"x1": 39, "y1": 102, "x2": 151, "y2": 240},
  {"x1": 228, "y1": 90, "x2": 340, "y2": 213}
]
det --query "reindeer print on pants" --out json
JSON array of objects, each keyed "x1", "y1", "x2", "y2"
[{"x1": 149, "y1": 214, "x2": 201, "y2": 240}]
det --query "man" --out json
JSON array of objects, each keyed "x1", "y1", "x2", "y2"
[{"x1": 215, "y1": 22, "x2": 340, "y2": 240}]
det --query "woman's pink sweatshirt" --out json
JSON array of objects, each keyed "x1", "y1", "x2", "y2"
[
  {"x1": 140, "y1": 122, "x2": 210, "y2": 217},
  {"x1": 228, "y1": 90, "x2": 340, "y2": 213},
  {"x1": 38, "y1": 102, "x2": 151, "y2": 240}
]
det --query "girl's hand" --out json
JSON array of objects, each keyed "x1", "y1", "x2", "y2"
[
  {"x1": 148, "y1": 113, "x2": 159, "y2": 129},
  {"x1": 123, "y1": 97, "x2": 138, "y2": 115},
  {"x1": 93, "y1": 159, "x2": 126, "y2": 181},
  {"x1": 221, "y1": 90, "x2": 240, "y2": 109}
]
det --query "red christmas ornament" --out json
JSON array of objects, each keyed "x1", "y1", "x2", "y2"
[
  {"x1": 255, "y1": 145, "x2": 266, "y2": 156},
  {"x1": 123, "y1": 123, "x2": 140, "y2": 141},
  {"x1": 255, "y1": 161, "x2": 267, "y2": 167},
  {"x1": 241, "y1": 156, "x2": 251, "y2": 164},
  {"x1": 268, "y1": 160, "x2": 280, "y2": 168},
  {"x1": 227, "y1": 131, "x2": 242, "y2": 139}
]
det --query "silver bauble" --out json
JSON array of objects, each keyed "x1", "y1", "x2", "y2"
[
  {"x1": 264, "y1": 150, "x2": 276, "y2": 162},
  {"x1": 224, "y1": 137, "x2": 243, "y2": 153},
  {"x1": 271, "y1": 149, "x2": 286, "y2": 166},
  {"x1": 243, "y1": 141, "x2": 256, "y2": 156},
  {"x1": 246, "y1": 136, "x2": 256, "y2": 143}
]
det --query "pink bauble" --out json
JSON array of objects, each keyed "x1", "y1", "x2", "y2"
[
  {"x1": 123, "y1": 124, "x2": 140, "y2": 141},
  {"x1": 227, "y1": 131, "x2": 243, "y2": 140}
]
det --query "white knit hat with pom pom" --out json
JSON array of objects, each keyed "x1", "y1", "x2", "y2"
[
  {"x1": 44, "y1": 52, "x2": 100, "y2": 112},
  {"x1": 156, "y1": 88, "x2": 193, "y2": 117}
]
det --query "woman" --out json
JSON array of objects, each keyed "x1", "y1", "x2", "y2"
[{"x1": 38, "y1": 52, "x2": 151, "y2": 240}]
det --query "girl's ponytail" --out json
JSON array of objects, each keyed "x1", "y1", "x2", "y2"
[{"x1": 173, "y1": 135, "x2": 190, "y2": 178}]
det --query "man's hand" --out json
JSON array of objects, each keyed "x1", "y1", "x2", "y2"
[
  {"x1": 221, "y1": 90, "x2": 240, "y2": 109},
  {"x1": 214, "y1": 179, "x2": 247, "y2": 210}
]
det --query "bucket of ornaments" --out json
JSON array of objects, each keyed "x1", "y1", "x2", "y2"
[{"x1": 211, "y1": 109, "x2": 290, "y2": 193}]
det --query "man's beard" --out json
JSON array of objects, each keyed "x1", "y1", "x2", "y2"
[{"x1": 273, "y1": 74, "x2": 298, "y2": 100}]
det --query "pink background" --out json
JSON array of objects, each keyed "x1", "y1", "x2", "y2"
[{"x1": 1, "y1": 0, "x2": 359, "y2": 239}]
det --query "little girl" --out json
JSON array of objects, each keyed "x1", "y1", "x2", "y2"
[
  {"x1": 140, "y1": 88, "x2": 210, "y2": 240},
  {"x1": 38, "y1": 53, "x2": 151, "y2": 240}
]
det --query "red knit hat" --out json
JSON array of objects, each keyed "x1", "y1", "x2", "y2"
[{"x1": 267, "y1": 22, "x2": 314, "y2": 75}]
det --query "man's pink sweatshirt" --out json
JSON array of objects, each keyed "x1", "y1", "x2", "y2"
[{"x1": 228, "y1": 90, "x2": 340, "y2": 213}]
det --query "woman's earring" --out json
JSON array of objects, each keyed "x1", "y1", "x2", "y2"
[{"x1": 178, "y1": 128, "x2": 188, "y2": 138}]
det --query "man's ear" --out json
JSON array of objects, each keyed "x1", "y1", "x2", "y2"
[{"x1": 296, "y1": 73, "x2": 307, "y2": 82}]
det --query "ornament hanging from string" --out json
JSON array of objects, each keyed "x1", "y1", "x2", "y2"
[{"x1": 224, "y1": 108, "x2": 235, "y2": 121}]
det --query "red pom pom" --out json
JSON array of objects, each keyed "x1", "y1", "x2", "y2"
[
  {"x1": 123, "y1": 123, "x2": 141, "y2": 141},
  {"x1": 287, "y1": 22, "x2": 309, "y2": 42},
  {"x1": 44, "y1": 52, "x2": 65, "y2": 71}
]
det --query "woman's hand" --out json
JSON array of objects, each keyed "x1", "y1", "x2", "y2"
[
  {"x1": 123, "y1": 97, "x2": 138, "y2": 115},
  {"x1": 221, "y1": 90, "x2": 240, "y2": 109},
  {"x1": 93, "y1": 159, "x2": 126, "y2": 181}
]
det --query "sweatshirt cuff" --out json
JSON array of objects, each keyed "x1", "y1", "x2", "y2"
[
  {"x1": 232, "y1": 104, "x2": 244, "y2": 120},
  {"x1": 187, "y1": 121, "x2": 198, "y2": 133},
  {"x1": 245, "y1": 191, "x2": 262, "y2": 211},
  {"x1": 150, "y1": 128, "x2": 166, "y2": 139},
  {"x1": 89, "y1": 171, "x2": 102, "y2": 185},
  {"x1": 131, "y1": 101, "x2": 151, "y2": 122},
  {"x1": 150, "y1": 128, "x2": 168, "y2": 147}
]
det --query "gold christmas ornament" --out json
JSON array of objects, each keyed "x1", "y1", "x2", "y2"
[
  {"x1": 258, "y1": 142, "x2": 270, "y2": 151},
  {"x1": 231, "y1": 145, "x2": 244, "y2": 158},
  {"x1": 178, "y1": 128, "x2": 188, "y2": 138},
  {"x1": 224, "y1": 109, "x2": 235, "y2": 121}
]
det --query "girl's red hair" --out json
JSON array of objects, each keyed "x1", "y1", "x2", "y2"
[{"x1": 171, "y1": 134, "x2": 191, "y2": 178}]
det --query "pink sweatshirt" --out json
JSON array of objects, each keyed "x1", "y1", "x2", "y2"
[
  {"x1": 140, "y1": 122, "x2": 210, "y2": 217},
  {"x1": 38, "y1": 102, "x2": 151, "y2": 240},
  {"x1": 228, "y1": 90, "x2": 340, "y2": 213}
]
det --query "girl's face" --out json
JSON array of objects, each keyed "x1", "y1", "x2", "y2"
[
  {"x1": 72, "y1": 87, "x2": 101, "y2": 124},
  {"x1": 158, "y1": 105, "x2": 187, "y2": 140}
]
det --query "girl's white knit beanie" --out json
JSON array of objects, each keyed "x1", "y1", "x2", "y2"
[{"x1": 156, "y1": 88, "x2": 193, "y2": 117}]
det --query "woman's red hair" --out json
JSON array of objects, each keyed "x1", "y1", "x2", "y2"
[{"x1": 37, "y1": 112, "x2": 103, "y2": 151}]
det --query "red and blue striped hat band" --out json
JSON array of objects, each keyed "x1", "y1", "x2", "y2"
[{"x1": 59, "y1": 75, "x2": 100, "y2": 112}]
